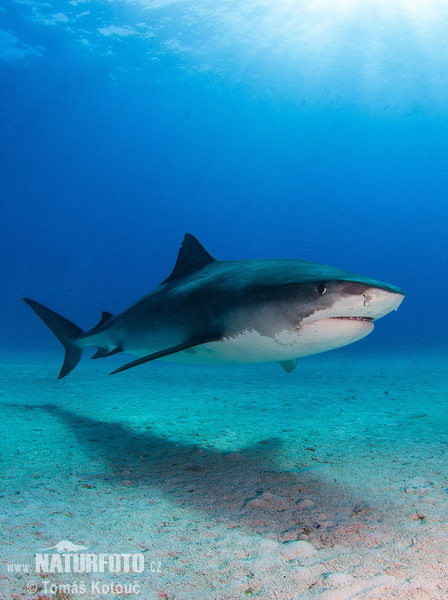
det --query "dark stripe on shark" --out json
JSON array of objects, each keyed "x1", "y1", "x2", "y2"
[{"x1": 109, "y1": 333, "x2": 223, "y2": 375}]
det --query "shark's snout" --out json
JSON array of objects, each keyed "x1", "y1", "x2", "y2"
[
  {"x1": 304, "y1": 282, "x2": 405, "y2": 326},
  {"x1": 362, "y1": 286, "x2": 405, "y2": 320}
]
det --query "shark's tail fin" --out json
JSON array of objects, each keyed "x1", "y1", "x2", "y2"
[{"x1": 22, "y1": 298, "x2": 84, "y2": 379}]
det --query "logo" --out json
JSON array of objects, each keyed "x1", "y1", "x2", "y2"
[
  {"x1": 7, "y1": 539, "x2": 163, "y2": 596},
  {"x1": 35, "y1": 540, "x2": 146, "y2": 573}
]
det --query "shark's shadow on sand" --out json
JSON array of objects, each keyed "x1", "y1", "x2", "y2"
[{"x1": 19, "y1": 403, "x2": 381, "y2": 547}]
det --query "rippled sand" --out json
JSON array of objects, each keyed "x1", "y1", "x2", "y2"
[{"x1": 1, "y1": 348, "x2": 447, "y2": 599}]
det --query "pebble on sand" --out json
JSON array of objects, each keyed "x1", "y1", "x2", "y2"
[
  {"x1": 280, "y1": 540, "x2": 317, "y2": 560},
  {"x1": 296, "y1": 499, "x2": 315, "y2": 509},
  {"x1": 324, "y1": 572, "x2": 356, "y2": 587},
  {"x1": 245, "y1": 492, "x2": 288, "y2": 510}
]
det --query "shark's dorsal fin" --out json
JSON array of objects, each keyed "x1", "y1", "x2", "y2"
[{"x1": 160, "y1": 233, "x2": 216, "y2": 285}]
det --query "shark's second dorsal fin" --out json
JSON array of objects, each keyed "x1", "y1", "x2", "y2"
[
  {"x1": 160, "y1": 233, "x2": 216, "y2": 285},
  {"x1": 90, "y1": 311, "x2": 114, "y2": 332}
]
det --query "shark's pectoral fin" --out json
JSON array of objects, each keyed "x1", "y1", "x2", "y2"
[
  {"x1": 110, "y1": 334, "x2": 222, "y2": 375},
  {"x1": 279, "y1": 358, "x2": 299, "y2": 373}
]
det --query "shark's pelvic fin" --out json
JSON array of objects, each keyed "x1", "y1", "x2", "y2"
[
  {"x1": 279, "y1": 358, "x2": 299, "y2": 373},
  {"x1": 110, "y1": 333, "x2": 222, "y2": 375},
  {"x1": 160, "y1": 233, "x2": 216, "y2": 285},
  {"x1": 22, "y1": 298, "x2": 84, "y2": 379}
]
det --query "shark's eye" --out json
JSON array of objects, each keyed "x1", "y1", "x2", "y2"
[{"x1": 317, "y1": 284, "x2": 327, "y2": 295}]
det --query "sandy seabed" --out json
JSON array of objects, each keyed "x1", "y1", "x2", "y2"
[{"x1": 1, "y1": 348, "x2": 447, "y2": 600}]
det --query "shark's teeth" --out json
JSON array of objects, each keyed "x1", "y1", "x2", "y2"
[{"x1": 332, "y1": 316, "x2": 373, "y2": 322}]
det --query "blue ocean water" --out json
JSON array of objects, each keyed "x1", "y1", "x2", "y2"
[
  {"x1": 1, "y1": 0, "x2": 447, "y2": 355},
  {"x1": 3, "y1": 6, "x2": 448, "y2": 597}
]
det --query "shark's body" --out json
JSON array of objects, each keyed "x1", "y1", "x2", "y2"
[{"x1": 23, "y1": 234, "x2": 405, "y2": 378}]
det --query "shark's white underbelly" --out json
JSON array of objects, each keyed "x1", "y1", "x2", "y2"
[{"x1": 158, "y1": 318, "x2": 374, "y2": 365}]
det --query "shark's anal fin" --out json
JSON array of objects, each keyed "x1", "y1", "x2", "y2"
[
  {"x1": 91, "y1": 345, "x2": 123, "y2": 359},
  {"x1": 279, "y1": 358, "x2": 299, "y2": 373},
  {"x1": 110, "y1": 334, "x2": 222, "y2": 375}
]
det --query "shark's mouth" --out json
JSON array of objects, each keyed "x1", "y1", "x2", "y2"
[{"x1": 331, "y1": 316, "x2": 373, "y2": 322}]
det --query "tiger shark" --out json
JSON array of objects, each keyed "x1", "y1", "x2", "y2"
[{"x1": 23, "y1": 233, "x2": 405, "y2": 379}]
